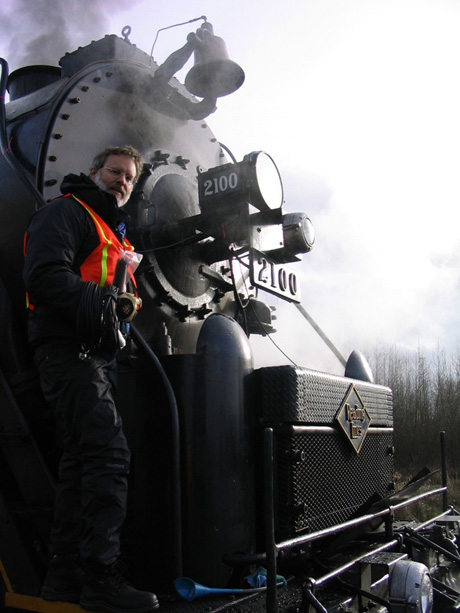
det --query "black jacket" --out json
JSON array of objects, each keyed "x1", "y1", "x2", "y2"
[{"x1": 23, "y1": 173, "x2": 129, "y2": 345}]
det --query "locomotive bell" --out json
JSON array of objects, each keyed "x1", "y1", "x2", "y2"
[{"x1": 185, "y1": 23, "x2": 245, "y2": 98}]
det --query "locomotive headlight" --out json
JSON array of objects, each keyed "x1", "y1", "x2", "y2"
[
  {"x1": 198, "y1": 150, "x2": 284, "y2": 214},
  {"x1": 263, "y1": 212, "x2": 315, "y2": 264},
  {"x1": 389, "y1": 560, "x2": 433, "y2": 613},
  {"x1": 282, "y1": 213, "x2": 315, "y2": 255},
  {"x1": 246, "y1": 151, "x2": 284, "y2": 211}
]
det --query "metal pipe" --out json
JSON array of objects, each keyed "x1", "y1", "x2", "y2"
[
  {"x1": 224, "y1": 486, "x2": 448, "y2": 567},
  {"x1": 302, "y1": 580, "x2": 328, "y2": 613},
  {"x1": 313, "y1": 539, "x2": 400, "y2": 587},
  {"x1": 222, "y1": 484, "x2": 449, "y2": 609},
  {"x1": 264, "y1": 428, "x2": 278, "y2": 613},
  {"x1": 295, "y1": 303, "x2": 346, "y2": 368},
  {"x1": 404, "y1": 527, "x2": 460, "y2": 565},
  {"x1": 409, "y1": 506, "x2": 453, "y2": 531},
  {"x1": 441, "y1": 431, "x2": 448, "y2": 511}
]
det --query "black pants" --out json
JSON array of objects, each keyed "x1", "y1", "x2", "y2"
[{"x1": 34, "y1": 339, "x2": 130, "y2": 568}]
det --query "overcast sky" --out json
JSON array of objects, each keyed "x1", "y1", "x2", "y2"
[{"x1": 2, "y1": 0, "x2": 460, "y2": 374}]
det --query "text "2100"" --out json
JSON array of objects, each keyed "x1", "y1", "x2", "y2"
[
  {"x1": 203, "y1": 172, "x2": 239, "y2": 197},
  {"x1": 251, "y1": 254, "x2": 300, "y2": 303}
]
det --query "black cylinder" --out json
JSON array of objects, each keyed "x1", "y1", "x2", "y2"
[
  {"x1": 177, "y1": 313, "x2": 255, "y2": 586},
  {"x1": 7, "y1": 65, "x2": 61, "y2": 100}
]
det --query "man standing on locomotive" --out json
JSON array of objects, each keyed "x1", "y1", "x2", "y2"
[{"x1": 23, "y1": 145, "x2": 159, "y2": 612}]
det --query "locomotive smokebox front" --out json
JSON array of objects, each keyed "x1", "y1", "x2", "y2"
[{"x1": 3, "y1": 34, "x2": 251, "y2": 376}]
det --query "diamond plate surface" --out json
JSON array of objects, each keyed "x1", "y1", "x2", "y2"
[
  {"x1": 275, "y1": 426, "x2": 394, "y2": 538},
  {"x1": 255, "y1": 365, "x2": 393, "y2": 426}
]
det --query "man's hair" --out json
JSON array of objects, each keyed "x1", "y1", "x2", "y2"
[{"x1": 90, "y1": 145, "x2": 143, "y2": 181}]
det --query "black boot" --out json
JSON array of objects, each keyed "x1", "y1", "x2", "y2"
[
  {"x1": 41, "y1": 552, "x2": 84, "y2": 603},
  {"x1": 80, "y1": 561, "x2": 159, "y2": 613}
]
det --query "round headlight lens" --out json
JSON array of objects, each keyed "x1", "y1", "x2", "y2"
[
  {"x1": 301, "y1": 216, "x2": 315, "y2": 250},
  {"x1": 282, "y1": 212, "x2": 315, "y2": 255},
  {"x1": 247, "y1": 151, "x2": 284, "y2": 210}
]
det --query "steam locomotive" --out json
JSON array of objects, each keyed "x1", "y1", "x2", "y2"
[{"x1": 0, "y1": 19, "x2": 459, "y2": 613}]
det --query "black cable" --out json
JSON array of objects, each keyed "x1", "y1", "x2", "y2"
[
  {"x1": 231, "y1": 251, "x2": 299, "y2": 366},
  {"x1": 77, "y1": 277, "x2": 183, "y2": 574},
  {"x1": 230, "y1": 255, "x2": 250, "y2": 334},
  {"x1": 248, "y1": 298, "x2": 298, "y2": 366},
  {"x1": 76, "y1": 282, "x2": 102, "y2": 349},
  {"x1": 76, "y1": 282, "x2": 119, "y2": 356},
  {"x1": 149, "y1": 15, "x2": 207, "y2": 65},
  {"x1": 136, "y1": 231, "x2": 208, "y2": 253},
  {"x1": 219, "y1": 141, "x2": 238, "y2": 164},
  {"x1": 136, "y1": 209, "x2": 246, "y2": 255},
  {"x1": 128, "y1": 323, "x2": 183, "y2": 578}
]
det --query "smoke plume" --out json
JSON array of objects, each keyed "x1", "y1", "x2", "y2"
[{"x1": 0, "y1": 0, "x2": 140, "y2": 71}]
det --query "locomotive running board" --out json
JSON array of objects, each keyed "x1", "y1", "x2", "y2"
[
  {"x1": 1, "y1": 560, "x2": 81, "y2": 613},
  {"x1": 4, "y1": 592, "x2": 82, "y2": 613}
]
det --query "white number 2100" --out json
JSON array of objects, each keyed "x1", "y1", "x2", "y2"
[{"x1": 203, "y1": 172, "x2": 239, "y2": 196}]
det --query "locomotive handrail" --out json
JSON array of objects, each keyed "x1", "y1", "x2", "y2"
[
  {"x1": 221, "y1": 432, "x2": 449, "y2": 612},
  {"x1": 276, "y1": 486, "x2": 448, "y2": 554},
  {"x1": 299, "y1": 508, "x2": 460, "y2": 613},
  {"x1": 261, "y1": 427, "x2": 448, "y2": 613},
  {"x1": 224, "y1": 455, "x2": 447, "y2": 568},
  {"x1": 310, "y1": 538, "x2": 401, "y2": 588}
]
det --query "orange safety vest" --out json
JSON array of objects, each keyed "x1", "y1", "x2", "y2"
[
  {"x1": 25, "y1": 194, "x2": 137, "y2": 309},
  {"x1": 69, "y1": 194, "x2": 135, "y2": 287}
]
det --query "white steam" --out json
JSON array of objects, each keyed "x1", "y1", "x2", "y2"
[{"x1": 0, "y1": 0, "x2": 141, "y2": 71}]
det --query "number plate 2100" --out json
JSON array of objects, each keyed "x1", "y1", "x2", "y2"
[{"x1": 250, "y1": 250, "x2": 301, "y2": 303}]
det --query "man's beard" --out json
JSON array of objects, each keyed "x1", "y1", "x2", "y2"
[{"x1": 93, "y1": 171, "x2": 129, "y2": 207}]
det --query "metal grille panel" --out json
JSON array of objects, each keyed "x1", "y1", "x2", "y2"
[
  {"x1": 275, "y1": 426, "x2": 394, "y2": 538},
  {"x1": 255, "y1": 365, "x2": 393, "y2": 426}
]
